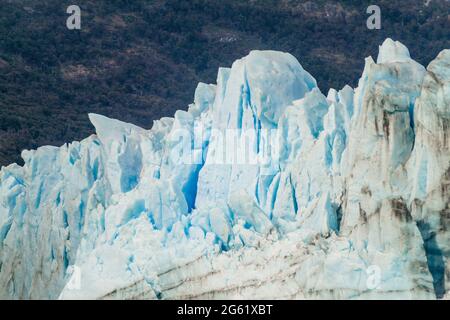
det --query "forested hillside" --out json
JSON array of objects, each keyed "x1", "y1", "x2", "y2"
[{"x1": 0, "y1": 0, "x2": 449, "y2": 166}]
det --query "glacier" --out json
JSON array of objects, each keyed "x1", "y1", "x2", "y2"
[{"x1": 0, "y1": 39, "x2": 449, "y2": 300}]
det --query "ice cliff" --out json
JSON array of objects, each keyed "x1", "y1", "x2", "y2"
[{"x1": 0, "y1": 39, "x2": 449, "y2": 300}]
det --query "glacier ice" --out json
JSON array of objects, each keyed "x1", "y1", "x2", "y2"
[{"x1": 0, "y1": 39, "x2": 449, "y2": 300}]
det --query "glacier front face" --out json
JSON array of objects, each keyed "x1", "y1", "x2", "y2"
[{"x1": 0, "y1": 40, "x2": 449, "y2": 300}]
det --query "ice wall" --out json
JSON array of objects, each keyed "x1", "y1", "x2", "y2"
[{"x1": 0, "y1": 39, "x2": 449, "y2": 300}]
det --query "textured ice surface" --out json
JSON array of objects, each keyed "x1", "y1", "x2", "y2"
[{"x1": 0, "y1": 39, "x2": 449, "y2": 299}]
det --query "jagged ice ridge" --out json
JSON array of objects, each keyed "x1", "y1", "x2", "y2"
[{"x1": 0, "y1": 39, "x2": 449, "y2": 300}]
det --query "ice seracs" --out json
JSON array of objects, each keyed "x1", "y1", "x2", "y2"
[
  {"x1": 407, "y1": 49, "x2": 450, "y2": 298},
  {"x1": 0, "y1": 39, "x2": 449, "y2": 300},
  {"x1": 377, "y1": 38, "x2": 414, "y2": 64}
]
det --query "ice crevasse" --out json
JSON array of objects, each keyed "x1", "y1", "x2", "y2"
[{"x1": 0, "y1": 39, "x2": 449, "y2": 299}]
